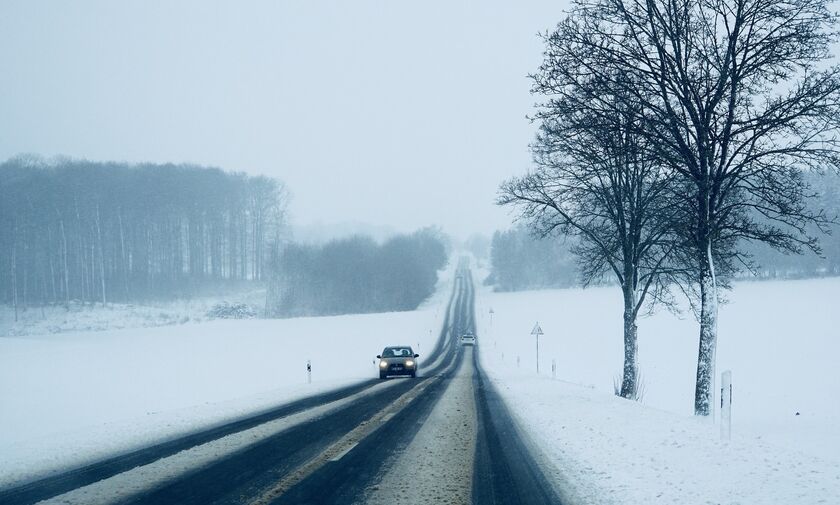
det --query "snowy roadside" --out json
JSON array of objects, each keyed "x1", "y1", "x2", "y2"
[
  {"x1": 0, "y1": 264, "x2": 456, "y2": 489},
  {"x1": 475, "y1": 277, "x2": 840, "y2": 504},
  {"x1": 477, "y1": 369, "x2": 840, "y2": 505}
]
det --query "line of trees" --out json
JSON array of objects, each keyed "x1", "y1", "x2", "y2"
[
  {"x1": 489, "y1": 173, "x2": 840, "y2": 293},
  {"x1": 486, "y1": 227, "x2": 577, "y2": 291},
  {"x1": 742, "y1": 172, "x2": 840, "y2": 278},
  {"x1": 500, "y1": 0, "x2": 840, "y2": 414},
  {"x1": 0, "y1": 157, "x2": 287, "y2": 316},
  {"x1": 266, "y1": 228, "x2": 449, "y2": 317}
]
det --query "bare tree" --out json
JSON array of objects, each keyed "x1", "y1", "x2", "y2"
[
  {"x1": 499, "y1": 80, "x2": 679, "y2": 400},
  {"x1": 541, "y1": 0, "x2": 840, "y2": 414}
]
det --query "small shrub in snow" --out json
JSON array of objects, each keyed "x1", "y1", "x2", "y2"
[{"x1": 207, "y1": 302, "x2": 257, "y2": 320}]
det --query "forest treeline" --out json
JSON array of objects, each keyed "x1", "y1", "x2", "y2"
[
  {"x1": 485, "y1": 227, "x2": 577, "y2": 291},
  {"x1": 743, "y1": 173, "x2": 840, "y2": 278},
  {"x1": 267, "y1": 228, "x2": 448, "y2": 317},
  {"x1": 0, "y1": 157, "x2": 287, "y2": 313},
  {"x1": 489, "y1": 172, "x2": 840, "y2": 293}
]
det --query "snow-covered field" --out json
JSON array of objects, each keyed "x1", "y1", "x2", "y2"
[
  {"x1": 0, "y1": 273, "x2": 454, "y2": 488},
  {"x1": 4, "y1": 260, "x2": 837, "y2": 504},
  {"x1": 0, "y1": 288, "x2": 267, "y2": 338},
  {"x1": 476, "y1": 276, "x2": 840, "y2": 504}
]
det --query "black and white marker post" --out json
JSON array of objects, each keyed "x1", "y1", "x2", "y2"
[
  {"x1": 306, "y1": 360, "x2": 312, "y2": 384},
  {"x1": 721, "y1": 370, "x2": 732, "y2": 440}
]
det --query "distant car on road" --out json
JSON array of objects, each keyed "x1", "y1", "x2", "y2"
[
  {"x1": 377, "y1": 346, "x2": 419, "y2": 379},
  {"x1": 460, "y1": 332, "x2": 476, "y2": 346}
]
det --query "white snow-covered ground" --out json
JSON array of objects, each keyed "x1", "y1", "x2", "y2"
[
  {"x1": 0, "y1": 270, "x2": 454, "y2": 489},
  {"x1": 476, "y1": 276, "x2": 840, "y2": 504},
  {"x1": 5, "y1": 260, "x2": 837, "y2": 504},
  {"x1": 0, "y1": 288, "x2": 267, "y2": 337}
]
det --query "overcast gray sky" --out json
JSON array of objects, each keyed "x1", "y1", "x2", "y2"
[{"x1": 0, "y1": 1, "x2": 568, "y2": 238}]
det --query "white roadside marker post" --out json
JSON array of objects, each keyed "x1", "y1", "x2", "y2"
[
  {"x1": 721, "y1": 370, "x2": 732, "y2": 441},
  {"x1": 490, "y1": 308, "x2": 496, "y2": 349},
  {"x1": 531, "y1": 322, "x2": 544, "y2": 375},
  {"x1": 552, "y1": 359, "x2": 557, "y2": 380},
  {"x1": 516, "y1": 356, "x2": 520, "y2": 368},
  {"x1": 307, "y1": 360, "x2": 312, "y2": 384}
]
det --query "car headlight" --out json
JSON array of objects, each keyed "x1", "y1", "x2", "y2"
[
  {"x1": 406, "y1": 360, "x2": 415, "y2": 367},
  {"x1": 379, "y1": 360, "x2": 388, "y2": 368}
]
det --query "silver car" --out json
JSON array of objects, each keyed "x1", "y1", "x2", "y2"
[{"x1": 377, "y1": 346, "x2": 419, "y2": 379}]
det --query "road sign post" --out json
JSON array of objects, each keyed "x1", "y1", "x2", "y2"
[{"x1": 531, "y1": 322, "x2": 544, "y2": 374}]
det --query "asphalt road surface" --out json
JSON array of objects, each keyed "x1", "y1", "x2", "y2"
[{"x1": 1, "y1": 259, "x2": 562, "y2": 505}]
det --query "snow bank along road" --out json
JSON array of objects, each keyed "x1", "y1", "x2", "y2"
[{"x1": 0, "y1": 259, "x2": 561, "y2": 505}]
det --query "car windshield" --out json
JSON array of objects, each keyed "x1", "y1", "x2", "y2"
[{"x1": 382, "y1": 347, "x2": 413, "y2": 358}]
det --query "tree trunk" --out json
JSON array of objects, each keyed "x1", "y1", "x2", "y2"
[
  {"x1": 620, "y1": 285, "x2": 639, "y2": 399},
  {"x1": 12, "y1": 230, "x2": 18, "y2": 322},
  {"x1": 118, "y1": 210, "x2": 129, "y2": 300},
  {"x1": 47, "y1": 226, "x2": 57, "y2": 303},
  {"x1": 59, "y1": 217, "x2": 69, "y2": 307},
  {"x1": 95, "y1": 205, "x2": 106, "y2": 305},
  {"x1": 22, "y1": 227, "x2": 28, "y2": 309},
  {"x1": 694, "y1": 242, "x2": 719, "y2": 416}
]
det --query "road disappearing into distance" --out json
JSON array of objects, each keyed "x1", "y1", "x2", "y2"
[{"x1": 1, "y1": 258, "x2": 560, "y2": 505}]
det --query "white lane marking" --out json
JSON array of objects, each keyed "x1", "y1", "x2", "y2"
[{"x1": 329, "y1": 442, "x2": 359, "y2": 462}]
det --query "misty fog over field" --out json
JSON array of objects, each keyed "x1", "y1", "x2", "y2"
[
  {"x1": 0, "y1": 1, "x2": 575, "y2": 238},
  {"x1": 2, "y1": 1, "x2": 839, "y2": 504}
]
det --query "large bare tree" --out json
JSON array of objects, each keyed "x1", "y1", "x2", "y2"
[
  {"x1": 538, "y1": 0, "x2": 840, "y2": 414},
  {"x1": 499, "y1": 82, "x2": 679, "y2": 400}
]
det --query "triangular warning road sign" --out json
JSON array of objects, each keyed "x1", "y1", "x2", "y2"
[{"x1": 531, "y1": 322, "x2": 544, "y2": 335}]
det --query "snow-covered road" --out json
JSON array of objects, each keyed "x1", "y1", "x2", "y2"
[{"x1": 363, "y1": 351, "x2": 478, "y2": 505}]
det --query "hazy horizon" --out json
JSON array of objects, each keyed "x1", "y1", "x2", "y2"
[{"x1": 0, "y1": 0, "x2": 570, "y2": 239}]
